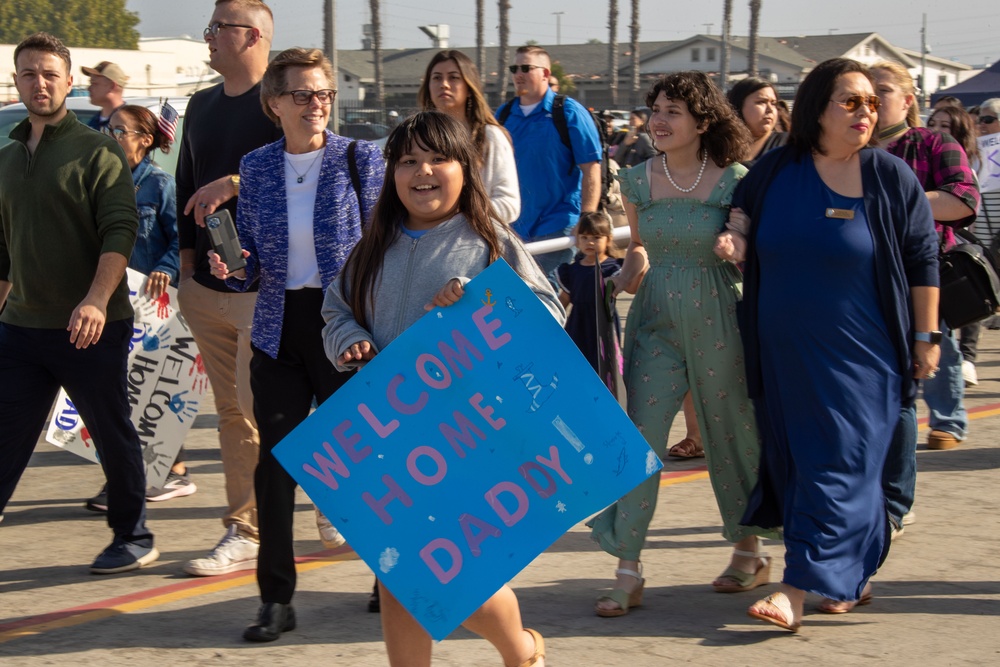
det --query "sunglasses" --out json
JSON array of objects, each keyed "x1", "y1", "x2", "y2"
[
  {"x1": 830, "y1": 95, "x2": 881, "y2": 113},
  {"x1": 508, "y1": 64, "x2": 545, "y2": 74},
  {"x1": 203, "y1": 22, "x2": 255, "y2": 39},
  {"x1": 103, "y1": 127, "x2": 146, "y2": 140},
  {"x1": 282, "y1": 89, "x2": 337, "y2": 105},
  {"x1": 978, "y1": 115, "x2": 998, "y2": 124}
]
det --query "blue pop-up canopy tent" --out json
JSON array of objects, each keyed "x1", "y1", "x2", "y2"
[{"x1": 932, "y1": 61, "x2": 1000, "y2": 107}]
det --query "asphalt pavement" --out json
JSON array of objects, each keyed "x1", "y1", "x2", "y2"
[{"x1": 2, "y1": 327, "x2": 999, "y2": 666}]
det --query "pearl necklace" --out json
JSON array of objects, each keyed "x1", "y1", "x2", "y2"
[
  {"x1": 661, "y1": 152, "x2": 707, "y2": 193},
  {"x1": 286, "y1": 151, "x2": 324, "y2": 184}
]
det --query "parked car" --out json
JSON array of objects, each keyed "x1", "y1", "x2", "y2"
[
  {"x1": 0, "y1": 96, "x2": 188, "y2": 176},
  {"x1": 338, "y1": 122, "x2": 390, "y2": 142}
]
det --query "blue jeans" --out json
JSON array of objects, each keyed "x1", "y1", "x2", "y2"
[
  {"x1": 923, "y1": 326, "x2": 967, "y2": 439},
  {"x1": 530, "y1": 230, "x2": 575, "y2": 293},
  {"x1": 882, "y1": 404, "x2": 917, "y2": 529}
]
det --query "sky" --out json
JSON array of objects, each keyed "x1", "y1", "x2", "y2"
[{"x1": 126, "y1": 0, "x2": 997, "y2": 68}]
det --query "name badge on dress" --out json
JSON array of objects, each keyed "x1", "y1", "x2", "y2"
[{"x1": 825, "y1": 208, "x2": 855, "y2": 220}]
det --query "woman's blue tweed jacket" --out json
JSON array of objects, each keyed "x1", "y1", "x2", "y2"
[{"x1": 227, "y1": 131, "x2": 385, "y2": 358}]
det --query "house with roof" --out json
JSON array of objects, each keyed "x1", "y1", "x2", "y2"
[{"x1": 323, "y1": 31, "x2": 976, "y2": 112}]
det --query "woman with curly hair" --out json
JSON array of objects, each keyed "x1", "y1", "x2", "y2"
[
  {"x1": 418, "y1": 49, "x2": 519, "y2": 223},
  {"x1": 587, "y1": 71, "x2": 779, "y2": 617}
]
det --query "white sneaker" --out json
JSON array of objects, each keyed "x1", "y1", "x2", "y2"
[
  {"x1": 315, "y1": 508, "x2": 347, "y2": 549},
  {"x1": 183, "y1": 526, "x2": 258, "y2": 576},
  {"x1": 962, "y1": 360, "x2": 978, "y2": 387},
  {"x1": 902, "y1": 510, "x2": 916, "y2": 526}
]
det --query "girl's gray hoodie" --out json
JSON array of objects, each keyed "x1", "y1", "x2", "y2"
[{"x1": 322, "y1": 213, "x2": 566, "y2": 371}]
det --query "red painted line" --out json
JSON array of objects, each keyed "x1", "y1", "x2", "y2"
[
  {"x1": 661, "y1": 465, "x2": 708, "y2": 479},
  {"x1": 0, "y1": 545, "x2": 352, "y2": 634}
]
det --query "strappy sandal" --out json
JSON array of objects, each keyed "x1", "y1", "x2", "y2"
[
  {"x1": 514, "y1": 628, "x2": 545, "y2": 667},
  {"x1": 667, "y1": 438, "x2": 705, "y2": 459},
  {"x1": 594, "y1": 564, "x2": 645, "y2": 617},
  {"x1": 747, "y1": 592, "x2": 801, "y2": 632},
  {"x1": 713, "y1": 539, "x2": 770, "y2": 593},
  {"x1": 817, "y1": 584, "x2": 873, "y2": 614}
]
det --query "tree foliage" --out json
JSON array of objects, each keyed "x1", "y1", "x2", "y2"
[
  {"x1": 0, "y1": 0, "x2": 140, "y2": 50},
  {"x1": 550, "y1": 61, "x2": 575, "y2": 95}
]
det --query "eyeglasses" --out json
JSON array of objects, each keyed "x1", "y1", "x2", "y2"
[
  {"x1": 978, "y1": 115, "x2": 998, "y2": 125},
  {"x1": 829, "y1": 95, "x2": 881, "y2": 113},
  {"x1": 282, "y1": 89, "x2": 337, "y2": 105},
  {"x1": 103, "y1": 127, "x2": 146, "y2": 140},
  {"x1": 203, "y1": 22, "x2": 256, "y2": 39},
  {"x1": 508, "y1": 64, "x2": 545, "y2": 74}
]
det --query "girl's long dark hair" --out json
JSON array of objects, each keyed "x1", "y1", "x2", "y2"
[{"x1": 343, "y1": 111, "x2": 503, "y2": 326}]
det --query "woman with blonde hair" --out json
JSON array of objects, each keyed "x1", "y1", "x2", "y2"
[
  {"x1": 418, "y1": 49, "x2": 519, "y2": 223},
  {"x1": 869, "y1": 60, "x2": 979, "y2": 558}
]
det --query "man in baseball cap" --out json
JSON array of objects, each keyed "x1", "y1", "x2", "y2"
[{"x1": 81, "y1": 61, "x2": 128, "y2": 133}]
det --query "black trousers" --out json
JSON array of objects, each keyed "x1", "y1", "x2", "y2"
[
  {"x1": 0, "y1": 320, "x2": 152, "y2": 546},
  {"x1": 252, "y1": 289, "x2": 350, "y2": 604}
]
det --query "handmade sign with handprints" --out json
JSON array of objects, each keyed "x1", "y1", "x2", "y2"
[
  {"x1": 46, "y1": 269, "x2": 208, "y2": 489},
  {"x1": 273, "y1": 260, "x2": 660, "y2": 640}
]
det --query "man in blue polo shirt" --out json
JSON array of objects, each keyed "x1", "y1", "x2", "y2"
[{"x1": 498, "y1": 45, "x2": 602, "y2": 286}]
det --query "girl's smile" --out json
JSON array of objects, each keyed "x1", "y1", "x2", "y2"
[{"x1": 395, "y1": 143, "x2": 463, "y2": 230}]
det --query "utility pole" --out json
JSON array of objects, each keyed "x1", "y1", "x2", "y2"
[
  {"x1": 553, "y1": 12, "x2": 564, "y2": 46},
  {"x1": 324, "y1": 0, "x2": 338, "y2": 132},
  {"x1": 920, "y1": 13, "x2": 929, "y2": 110}
]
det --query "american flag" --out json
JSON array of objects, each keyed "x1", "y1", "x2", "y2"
[{"x1": 158, "y1": 101, "x2": 178, "y2": 143}]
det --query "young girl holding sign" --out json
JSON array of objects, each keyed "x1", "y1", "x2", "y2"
[{"x1": 321, "y1": 110, "x2": 561, "y2": 667}]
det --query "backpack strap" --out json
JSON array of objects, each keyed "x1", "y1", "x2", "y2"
[
  {"x1": 347, "y1": 140, "x2": 364, "y2": 219},
  {"x1": 497, "y1": 99, "x2": 515, "y2": 125}
]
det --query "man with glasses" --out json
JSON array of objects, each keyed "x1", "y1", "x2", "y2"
[
  {"x1": 0, "y1": 33, "x2": 156, "y2": 573},
  {"x1": 81, "y1": 61, "x2": 127, "y2": 133},
  {"x1": 496, "y1": 45, "x2": 602, "y2": 288},
  {"x1": 175, "y1": 0, "x2": 281, "y2": 579}
]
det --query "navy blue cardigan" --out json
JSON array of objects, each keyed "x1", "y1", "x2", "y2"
[
  {"x1": 735, "y1": 146, "x2": 939, "y2": 410},
  {"x1": 228, "y1": 131, "x2": 384, "y2": 358}
]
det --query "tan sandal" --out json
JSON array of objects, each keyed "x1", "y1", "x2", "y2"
[
  {"x1": 817, "y1": 583, "x2": 873, "y2": 614},
  {"x1": 515, "y1": 628, "x2": 545, "y2": 667},
  {"x1": 667, "y1": 438, "x2": 705, "y2": 459},
  {"x1": 713, "y1": 540, "x2": 771, "y2": 593},
  {"x1": 747, "y1": 592, "x2": 801, "y2": 632},
  {"x1": 594, "y1": 564, "x2": 644, "y2": 617}
]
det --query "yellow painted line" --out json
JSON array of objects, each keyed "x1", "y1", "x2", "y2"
[{"x1": 661, "y1": 470, "x2": 709, "y2": 486}]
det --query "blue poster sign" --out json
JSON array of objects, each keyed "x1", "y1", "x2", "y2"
[{"x1": 273, "y1": 260, "x2": 660, "y2": 640}]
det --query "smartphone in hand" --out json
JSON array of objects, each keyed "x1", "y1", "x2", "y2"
[{"x1": 204, "y1": 209, "x2": 247, "y2": 272}]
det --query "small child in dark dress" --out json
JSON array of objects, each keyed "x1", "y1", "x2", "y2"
[{"x1": 556, "y1": 211, "x2": 623, "y2": 372}]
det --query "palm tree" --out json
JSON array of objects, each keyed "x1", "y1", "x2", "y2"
[
  {"x1": 608, "y1": 0, "x2": 619, "y2": 105},
  {"x1": 498, "y1": 0, "x2": 511, "y2": 101},
  {"x1": 369, "y1": 0, "x2": 384, "y2": 106},
  {"x1": 719, "y1": 0, "x2": 732, "y2": 92},
  {"x1": 476, "y1": 0, "x2": 486, "y2": 77},
  {"x1": 630, "y1": 0, "x2": 640, "y2": 100},
  {"x1": 747, "y1": 0, "x2": 762, "y2": 77}
]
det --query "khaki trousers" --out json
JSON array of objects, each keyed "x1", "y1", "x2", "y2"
[{"x1": 177, "y1": 278, "x2": 259, "y2": 541}]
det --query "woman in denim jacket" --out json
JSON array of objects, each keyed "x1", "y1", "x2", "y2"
[{"x1": 108, "y1": 104, "x2": 179, "y2": 300}]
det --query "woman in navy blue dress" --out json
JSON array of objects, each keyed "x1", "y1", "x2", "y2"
[{"x1": 716, "y1": 58, "x2": 940, "y2": 631}]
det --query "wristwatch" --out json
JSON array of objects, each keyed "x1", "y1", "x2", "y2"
[
  {"x1": 914, "y1": 331, "x2": 943, "y2": 344},
  {"x1": 230, "y1": 174, "x2": 240, "y2": 196}
]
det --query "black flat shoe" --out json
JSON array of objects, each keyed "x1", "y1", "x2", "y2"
[
  {"x1": 368, "y1": 579, "x2": 380, "y2": 613},
  {"x1": 243, "y1": 602, "x2": 296, "y2": 642}
]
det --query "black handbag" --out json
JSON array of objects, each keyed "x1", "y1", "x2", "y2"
[{"x1": 939, "y1": 228, "x2": 1000, "y2": 330}]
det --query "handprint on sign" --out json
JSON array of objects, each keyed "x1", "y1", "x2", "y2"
[
  {"x1": 168, "y1": 391, "x2": 199, "y2": 423},
  {"x1": 142, "y1": 441, "x2": 174, "y2": 481},
  {"x1": 153, "y1": 292, "x2": 171, "y2": 319},
  {"x1": 142, "y1": 324, "x2": 172, "y2": 352},
  {"x1": 190, "y1": 354, "x2": 209, "y2": 392}
]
